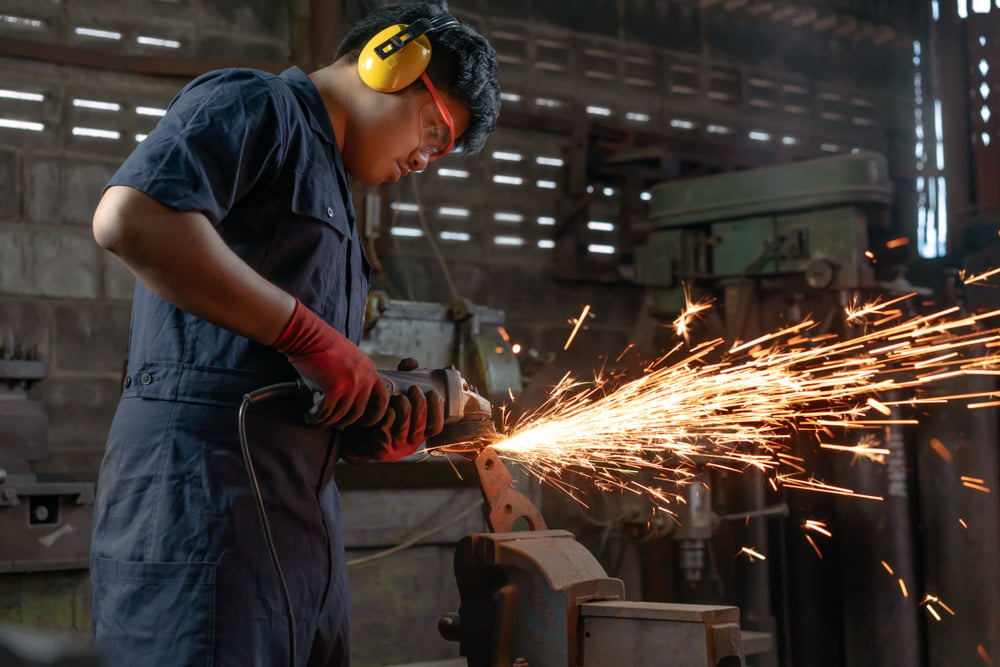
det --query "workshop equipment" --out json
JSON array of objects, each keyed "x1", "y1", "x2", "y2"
[
  {"x1": 440, "y1": 447, "x2": 747, "y2": 667},
  {"x1": 379, "y1": 368, "x2": 497, "y2": 448},
  {"x1": 0, "y1": 331, "x2": 94, "y2": 573},
  {"x1": 636, "y1": 151, "x2": 893, "y2": 317},
  {"x1": 343, "y1": 297, "x2": 534, "y2": 667},
  {"x1": 359, "y1": 297, "x2": 523, "y2": 410}
]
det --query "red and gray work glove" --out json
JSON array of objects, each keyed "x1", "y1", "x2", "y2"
[
  {"x1": 272, "y1": 299, "x2": 388, "y2": 428},
  {"x1": 340, "y1": 358, "x2": 446, "y2": 463}
]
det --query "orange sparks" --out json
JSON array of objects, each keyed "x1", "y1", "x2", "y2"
[
  {"x1": 803, "y1": 519, "x2": 833, "y2": 537},
  {"x1": 435, "y1": 297, "x2": 1000, "y2": 514},
  {"x1": 563, "y1": 304, "x2": 591, "y2": 350},
  {"x1": 963, "y1": 481, "x2": 992, "y2": 493},
  {"x1": 881, "y1": 560, "x2": 894, "y2": 575},
  {"x1": 898, "y1": 578, "x2": 909, "y2": 598},
  {"x1": 805, "y1": 534, "x2": 823, "y2": 558},
  {"x1": 820, "y1": 442, "x2": 890, "y2": 461},
  {"x1": 866, "y1": 397, "x2": 892, "y2": 415},
  {"x1": 978, "y1": 644, "x2": 993, "y2": 666},
  {"x1": 845, "y1": 293, "x2": 914, "y2": 323},
  {"x1": 739, "y1": 546, "x2": 767, "y2": 562},
  {"x1": 920, "y1": 594, "x2": 956, "y2": 621},
  {"x1": 615, "y1": 343, "x2": 635, "y2": 363},
  {"x1": 885, "y1": 236, "x2": 910, "y2": 249},
  {"x1": 929, "y1": 438, "x2": 954, "y2": 462},
  {"x1": 960, "y1": 518, "x2": 969, "y2": 529},
  {"x1": 969, "y1": 400, "x2": 1000, "y2": 409},
  {"x1": 961, "y1": 266, "x2": 1000, "y2": 285},
  {"x1": 673, "y1": 286, "x2": 713, "y2": 342}
]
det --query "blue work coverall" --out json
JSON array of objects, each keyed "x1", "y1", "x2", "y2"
[{"x1": 90, "y1": 66, "x2": 369, "y2": 667}]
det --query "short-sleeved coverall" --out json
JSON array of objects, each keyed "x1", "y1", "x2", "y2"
[{"x1": 90, "y1": 66, "x2": 369, "y2": 667}]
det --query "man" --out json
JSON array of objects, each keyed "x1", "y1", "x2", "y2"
[{"x1": 89, "y1": 1, "x2": 500, "y2": 665}]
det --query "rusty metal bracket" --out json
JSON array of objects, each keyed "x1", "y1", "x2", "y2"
[{"x1": 473, "y1": 446, "x2": 547, "y2": 533}]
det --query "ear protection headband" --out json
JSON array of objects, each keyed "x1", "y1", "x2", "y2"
[{"x1": 357, "y1": 14, "x2": 461, "y2": 93}]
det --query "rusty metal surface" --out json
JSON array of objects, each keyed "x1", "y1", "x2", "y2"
[
  {"x1": 580, "y1": 601, "x2": 744, "y2": 667},
  {"x1": 473, "y1": 447, "x2": 546, "y2": 533},
  {"x1": 452, "y1": 530, "x2": 624, "y2": 667}
]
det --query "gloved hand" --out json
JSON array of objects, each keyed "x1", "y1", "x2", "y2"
[
  {"x1": 341, "y1": 358, "x2": 446, "y2": 462},
  {"x1": 272, "y1": 299, "x2": 388, "y2": 428}
]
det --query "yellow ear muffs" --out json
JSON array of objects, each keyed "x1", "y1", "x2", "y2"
[{"x1": 358, "y1": 24, "x2": 433, "y2": 93}]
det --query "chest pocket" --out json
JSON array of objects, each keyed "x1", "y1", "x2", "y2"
[{"x1": 287, "y1": 172, "x2": 366, "y2": 337}]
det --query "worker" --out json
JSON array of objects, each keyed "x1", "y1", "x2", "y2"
[{"x1": 88, "y1": 1, "x2": 500, "y2": 665}]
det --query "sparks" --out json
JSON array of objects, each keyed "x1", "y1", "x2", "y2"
[
  {"x1": 805, "y1": 534, "x2": 823, "y2": 558},
  {"x1": 962, "y1": 480, "x2": 992, "y2": 493},
  {"x1": 961, "y1": 266, "x2": 1000, "y2": 285},
  {"x1": 845, "y1": 292, "x2": 913, "y2": 324},
  {"x1": 563, "y1": 304, "x2": 591, "y2": 350},
  {"x1": 819, "y1": 441, "x2": 890, "y2": 462},
  {"x1": 739, "y1": 546, "x2": 767, "y2": 561},
  {"x1": 803, "y1": 519, "x2": 833, "y2": 537},
  {"x1": 920, "y1": 594, "x2": 956, "y2": 621},
  {"x1": 673, "y1": 286, "x2": 713, "y2": 343},
  {"x1": 928, "y1": 437, "x2": 954, "y2": 462},
  {"x1": 435, "y1": 297, "x2": 1000, "y2": 514}
]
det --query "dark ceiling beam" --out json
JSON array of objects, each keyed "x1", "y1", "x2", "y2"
[{"x1": 0, "y1": 36, "x2": 288, "y2": 79}]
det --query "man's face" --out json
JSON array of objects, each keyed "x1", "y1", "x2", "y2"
[{"x1": 342, "y1": 83, "x2": 471, "y2": 186}]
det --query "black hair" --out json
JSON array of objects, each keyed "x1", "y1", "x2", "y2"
[{"x1": 334, "y1": 0, "x2": 500, "y2": 155}]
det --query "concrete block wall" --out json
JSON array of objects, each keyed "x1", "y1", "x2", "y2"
[
  {"x1": 0, "y1": 56, "x2": 140, "y2": 476},
  {"x1": 0, "y1": 0, "x2": 291, "y2": 479}
]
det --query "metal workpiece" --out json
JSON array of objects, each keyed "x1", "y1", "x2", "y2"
[
  {"x1": 472, "y1": 447, "x2": 546, "y2": 533},
  {"x1": 580, "y1": 601, "x2": 743, "y2": 667}
]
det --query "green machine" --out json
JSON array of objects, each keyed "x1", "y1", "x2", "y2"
[{"x1": 636, "y1": 151, "x2": 894, "y2": 317}]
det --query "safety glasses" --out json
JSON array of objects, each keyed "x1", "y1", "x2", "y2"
[{"x1": 418, "y1": 71, "x2": 455, "y2": 161}]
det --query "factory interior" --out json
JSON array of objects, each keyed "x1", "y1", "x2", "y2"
[{"x1": 1, "y1": 0, "x2": 1000, "y2": 665}]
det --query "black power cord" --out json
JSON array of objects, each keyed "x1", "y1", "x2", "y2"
[{"x1": 239, "y1": 380, "x2": 309, "y2": 667}]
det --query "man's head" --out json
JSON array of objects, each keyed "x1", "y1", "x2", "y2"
[{"x1": 333, "y1": 1, "x2": 500, "y2": 184}]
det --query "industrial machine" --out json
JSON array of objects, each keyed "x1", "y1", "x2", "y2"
[
  {"x1": 635, "y1": 150, "x2": 893, "y2": 319},
  {"x1": 0, "y1": 330, "x2": 94, "y2": 573},
  {"x1": 627, "y1": 150, "x2": 940, "y2": 667}
]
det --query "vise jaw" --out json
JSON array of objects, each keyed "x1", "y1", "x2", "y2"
[{"x1": 445, "y1": 530, "x2": 744, "y2": 667}]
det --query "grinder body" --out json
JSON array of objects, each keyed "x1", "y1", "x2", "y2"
[{"x1": 377, "y1": 368, "x2": 496, "y2": 446}]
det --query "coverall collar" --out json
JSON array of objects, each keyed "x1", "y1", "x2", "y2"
[{"x1": 280, "y1": 66, "x2": 336, "y2": 145}]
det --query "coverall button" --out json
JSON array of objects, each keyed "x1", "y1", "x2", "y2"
[
  {"x1": 123, "y1": 375, "x2": 131, "y2": 388},
  {"x1": 326, "y1": 206, "x2": 334, "y2": 217},
  {"x1": 139, "y1": 373, "x2": 152, "y2": 385}
]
